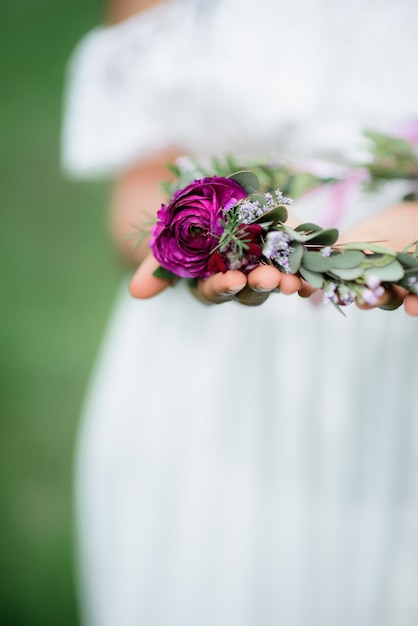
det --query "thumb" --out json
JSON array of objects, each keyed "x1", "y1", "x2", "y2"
[
  {"x1": 404, "y1": 293, "x2": 418, "y2": 316},
  {"x1": 129, "y1": 254, "x2": 175, "y2": 299}
]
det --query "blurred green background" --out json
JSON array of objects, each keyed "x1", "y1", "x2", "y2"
[{"x1": 0, "y1": 2, "x2": 124, "y2": 624}]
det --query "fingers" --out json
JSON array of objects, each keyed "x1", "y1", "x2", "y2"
[
  {"x1": 246, "y1": 265, "x2": 282, "y2": 292},
  {"x1": 192, "y1": 265, "x2": 301, "y2": 307},
  {"x1": 236, "y1": 266, "x2": 303, "y2": 306},
  {"x1": 356, "y1": 284, "x2": 418, "y2": 316},
  {"x1": 298, "y1": 280, "x2": 317, "y2": 299},
  {"x1": 192, "y1": 270, "x2": 247, "y2": 304},
  {"x1": 404, "y1": 293, "x2": 418, "y2": 316},
  {"x1": 130, "y1": 256, "x2": 319, "y2": 308},
  {"x1": 247, "y1": 265, "x2": 304, "y2": 294},
  {"x1": 130, "y1": 254, "x2": 174, "y2": 298},
  {"x1": 234, "y1": 285, "x2": 272, "y2": 306},
  {"x1": 197, "y1": 266, "x2": 305, "y2": 307},
  {"x1": 193, "y1": 266, "x2": 285, "y2": 307}
]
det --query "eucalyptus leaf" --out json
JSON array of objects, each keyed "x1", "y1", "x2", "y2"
[
  {"x1": 397, "y1": 269, "x2": 418, "y2": 293},
  {"x1": 397, "y1": 252, "x2": 418, "y2": 269},
  {"x1": 288, "y1": 242, "x2": 304, "y2": 273},
  {"x1": 255, "y1": 206, "x2": 288, "y2": 225},
  {"x1": 341, "y1": 242, "x2": 397, "y2": 255},
  {"x1": 403, "y1": 268, "x2": 418, "y2": 279},
  {"x1": 283, "y1": 226, "x2": 310, "y2": 242},
  {"x1": 295, "y1": 222, "x2": 322, "y2": 233},
  {"x1": 304, "y1": 228, "x2": 339, "y2": 246},
  {"x1": 298, "y1": 266, "x2": 324, "y2": 288},
  {"x1": 363, "y1": 260, "x2": 405, "y2": 282},
  {"x1": 153, "y1": 266, "x2": 178, "y2": 281},
  {"x1": 302, "y1": 251, "x2": 333, "y2": 272},
  {"x1": 329, "y1": 267, "x2": 365, "y2": 280},
  {"x1": 330, "y1": 250, "x2": 366, "y2": 269},
  {"x1": 229, "y1": 170, "x2": 260, "y2": 194},
  {"x1": 361, "y1": 253, "x2": 397, "y2": 268},
  {"x1": 185, "y1": 277, "x2": 198, "y2": 289},
  {"x1": 249, "y1": 193, "x2": 267, "y2": 207}
]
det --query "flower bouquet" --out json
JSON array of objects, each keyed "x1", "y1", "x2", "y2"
[{"x1": 136, "y1": 131, "x2": 418, "y2": 309}]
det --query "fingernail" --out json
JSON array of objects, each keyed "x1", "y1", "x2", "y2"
[
  {"x1": 219, "y1": 283, "x2": 246, "y2": 295},
  {"x1": 253, "y1": 283, "x2": 275, "y2": 292}
]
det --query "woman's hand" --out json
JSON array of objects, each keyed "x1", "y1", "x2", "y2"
[
  {"x1": 130, "y1": 253, "x2": 314, "y2": 305},
  {"x1": 128, "y1": 191, "x2": 418, "y2": 316},
  {"x1": 339, "y1": 201, "x2": 418, "y2": 316},
  {"x1": 404, "y1": 293, "x2": 418, "y2": 316},
  {"x1": 190, "y1": 265, "x2": 314, "y2": 306}
]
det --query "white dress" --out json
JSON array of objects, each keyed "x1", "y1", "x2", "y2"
[{"x1": 63, "y1": 1, "x2": 418, "y2": 625}]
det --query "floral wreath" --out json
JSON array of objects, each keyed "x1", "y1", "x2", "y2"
[{"x1": 131, "y1": 130, "x2": 418, "y2": 311}]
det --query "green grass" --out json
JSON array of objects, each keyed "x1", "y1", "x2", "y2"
[{"x1": 0, "y1": 2, "x2": 124, "y2": 624}]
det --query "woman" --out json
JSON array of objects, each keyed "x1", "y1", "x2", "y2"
[{"x1": 63, "y1": 1, "x2": 418, "y2": 624}]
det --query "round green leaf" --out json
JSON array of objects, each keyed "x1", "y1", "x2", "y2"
[
  {"x1": 249, "y1": 193, "x2": 267, "y2": 206},
  {"x1": 302, "y1": 251, "x2": 333, "y2": 272},
  {"x1": 295, "y1": 222, "x2": 322, "y2": 233},
  {"x1": 329, "y1": 267, "x2": 364, "y2": 280},
  {"x1": 288, "y1": 242, "x2": 304, "y2": 273},
  {"x1": 398, "y1": 269, "x2": 418, "y2": 293},
  {"x1": 397, "y1": 252, "x2": 418, "y2": 269},
  {"x1": 298, "y1": 266, "x2": 324, "y2": 288},
  {"x1": 255, "y1": 206, "x2": 288, "y2": 225},
  {"x1": 283, "y1": 226, "x2": 309, "y2": 242},
  {"x1": 229, "y1": 170, "x2": 260, "y2": 194},
  {"x1": 361, "y1": 253, "x2": 398, "y2": 268},
  {"x1": 305, "y1": 228, "x2": 339, "y2": 246},
  {"x1": 330, "y1": 250, "x2": 366, "y2": 269},
  {"x1": 153, "y1": 266, "x2": 178, "y2": 280},
  {"x1": 364, "y1": 260, "x2": 405, "y2": 282},
  {"x1": 342, "y1": 242, "x2": 397, "y2": 255}
]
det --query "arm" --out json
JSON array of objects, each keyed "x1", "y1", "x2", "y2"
[
  {"x1": 106, "y1": 0, "x2": 167, "y2": 24},
  {"x1": 339, "y1": 201, "x2": 418, "y2": 314},
  {"x1": 109, "y1": 149, "x2": 179, "y2": 268},
  {"x1": 339, "y1": 201, "x2": 418, "y2": 252}
]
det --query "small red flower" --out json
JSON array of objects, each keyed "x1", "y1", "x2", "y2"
[{"x1": 208, "y1": 250, "x2": 229, "y2": 274}]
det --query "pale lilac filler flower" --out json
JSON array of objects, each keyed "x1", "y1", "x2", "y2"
[
  {"x1": 361, "y1": 276, "x2": 385, "y2": 305},
  {"x1": 262, "y1": 230, "x2": 294, "y2": 273},
  {"x1": 275, "y1": 189, "x2": 293, "y2": 206},
  {"x1": 362, "y1": 286, "x2": 385, "y2": 305},
  {"x1": 323, "y1": 282, "x2": 339, "y2": 304},
  {"x1": 338, "y1": 284, "x2": 356, "y2": 305},
  {"x1": 237, "y1": 189, "x2": 292, "y2": 224},
  {"x1": 264, "y1": 192, "x2": 274, "y2": 207},
  {"x1": 365, "y1": 275, "x2": 381, "y2": 290},
  {"x1": 323, "y1": 281, "x2": 356, "y2": 305},
  {"x1": 237, "y1": 199, "x2": 264, "y2": 223},
  {"x1": 408, "y1": 276, "x2": 418, "y2": 293}
]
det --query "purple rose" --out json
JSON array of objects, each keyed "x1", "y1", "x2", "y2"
[{"x1": 150, "y1": 177, "x2": 247, "y2": 279}]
